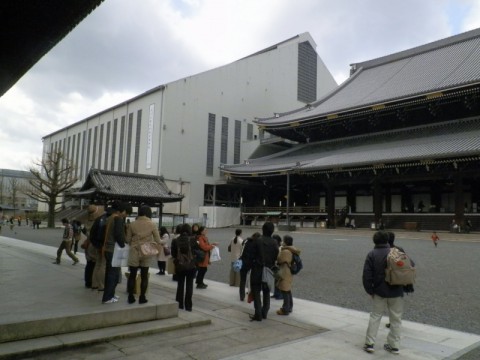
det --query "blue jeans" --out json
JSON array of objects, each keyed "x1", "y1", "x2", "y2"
[
  {"x1": 102, "y1": 251, "x2": 120, "y2": 302},
  {"x1": 281, "y1": 290, "x2": 293, "y2": 312}
]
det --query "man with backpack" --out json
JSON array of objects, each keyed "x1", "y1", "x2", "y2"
[{"x1": 362, "y1": 231, "x2": 405, "y2": 355}]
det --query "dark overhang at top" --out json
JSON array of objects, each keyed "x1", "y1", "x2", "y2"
[
  {"x1": 0, "y1": 0, "x2": 105, "y2": 97},
  {"x1": 71, "y1": 169, "x2": 183, "y2": 206},
  {"x1": 255, "y1": 28, "x2": 480, "y2": 143}
]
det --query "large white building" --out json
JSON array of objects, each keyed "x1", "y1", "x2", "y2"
[{"x1": 42, "y1": 33, "x2": 337, "y2": 226}]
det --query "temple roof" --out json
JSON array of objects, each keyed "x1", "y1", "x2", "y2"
[
  {"x1": 222, "y1": 118, "x2": 480, "y2": 176},
  {"x1": 72, "y1": 169, "x2": 183, "y2": 205},
  {"x1": 256, "y1": 28, "x2": 480, "y2": 131}
]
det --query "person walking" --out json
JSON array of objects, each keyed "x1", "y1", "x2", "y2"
[
  {"x1": 228, "y1": 229, "x2": 243, "y2": 287},
  {"x1": 363, "y1": 231, "x2": 405, "y2": 355},
  {"x1": 126, "y1": 205, "x2": 161, "y2": 304},
  {"x1": 195, "y1": 226, "x2": 218, "y2": 289},
  {"x1": 431, "y1": 231, "x2": 439, "y2": 247},
  {"x1": 249, "y1": 221, "x2": 279, "y2": 321},
  {"x1": 101, "y1": 201, "x2": 129, "y2": 304},
  {"x1": 171, "y1": 223, "x2": 197, "y2": 311},
  {"x1": 53, "y1": 218, "x2": 79, "y2": 265},
  {"x1": 276, "y1": 235, "x2": 300, "y2": 315}
]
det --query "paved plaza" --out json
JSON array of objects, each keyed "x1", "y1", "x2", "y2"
[{"x1": 0, "y1": 224, "x2": 479, "y2": 359}]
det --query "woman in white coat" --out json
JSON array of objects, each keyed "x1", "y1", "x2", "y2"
[
  {"x1": 157, "y1": 226, "x2": 170, "y2": 275},
  {"x1": 228, "y1": 229, "x2": 243, "y2": 287}
]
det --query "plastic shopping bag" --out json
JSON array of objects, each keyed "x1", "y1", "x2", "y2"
[
  {"x1": 210, "y1": 246, "x2": 221, "y2": 262},
  {"x1": 112, "y1": 243, "x2": 130, "y2": 267}
]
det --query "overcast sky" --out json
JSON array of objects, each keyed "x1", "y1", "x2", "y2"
[{"x1": 1, "y1": 0, "x2": 480, "y2": 171}]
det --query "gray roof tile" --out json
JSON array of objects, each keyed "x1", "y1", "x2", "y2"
[
  {"x1": 223, "y1": 119, "x2": 480, "y2": 175},
  {"x1": 76, "y1": 169, "x2": 183, "y2": 204},
  {"x1": 257, "y1": 28, "x2": 480, "y2": 127}
]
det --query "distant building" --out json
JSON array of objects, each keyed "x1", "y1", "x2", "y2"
[
  {"x1": 223, "y1": 28, "x2": 480, "y2": 231},
  {"x1": 0, "y1": 169, "x2": 38, "y2": 218},
  {"x1": 41, "y1": 33, "x2": 337, "y2": 226}
]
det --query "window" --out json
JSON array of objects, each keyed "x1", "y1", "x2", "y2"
[
  {"x1": 220, "y1": 116, "x2": 228, "y2": 164},
  {"x1": 126, "y1": 113, "x2": 133, "y2": 172},
  {"x1": 297, "y1": 41, "x2": 317, "y2": 104},
  {"x1": 134, "y1": 110, "x2": 142, "y2": 173},
  {"x1": 72, "y1": 134, "x2": 76, "y2": 176},
  {"x1": 75, "y1": 133, "x2": 80, "y2": 178},
  {"x1": 85, "y1": 128, "x2": 92, "y2": 175},
  {"x1": 118, "y1": 116, "x2": 125, "y2": 171},
  {"x1": 247, "y1": 123, "x2": 253, "y2": 140},
  {"x1": 111, "y1": 119, "x2": 117, "y2": 171},
  {"x1": 92, "y1": 126, "x2": 98, "y2": 169},
  {"x1": 99, "y1": 124, "x2": 104, "y2": 169},
  {"x1": 105, "y1": 121, "x2": 111, "y2": 170},
  {"x1": 206, "y1": 113, "x2": 216, "y2": 176},
  {"x1": 234, "y1": 120, "x2": 241, "y2": 164},
  {"x1": 80, "y1": 130, "x2": 86, "y2": 178}
]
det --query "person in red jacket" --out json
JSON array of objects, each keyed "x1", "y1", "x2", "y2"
[
  {"x1": 195, "y1": 226, "x2": 218, "y2": 289},
  {"x1": 431, "y1": 231, "x2": 439, "y2": 247}
]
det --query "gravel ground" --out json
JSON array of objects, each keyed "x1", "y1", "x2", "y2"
[{"x1": 3, "y1": 224, "x2": 480, "y2": 358}]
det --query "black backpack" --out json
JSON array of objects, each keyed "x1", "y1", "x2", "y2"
[
  {"x1": 89, "y1": 214, "x2": 107, "y2": 249},
  {"x1": 290, "y1": 253, "x2": 303, "y2": 275},
  {"x1": 174, "y1": 235, "x2": 196, "y2": 272}
]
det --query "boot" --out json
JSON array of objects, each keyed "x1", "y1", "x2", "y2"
[{"x1": 128, "y1": 294, "x2": 136, "y2": 304}]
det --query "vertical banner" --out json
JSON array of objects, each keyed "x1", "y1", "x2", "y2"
[{"x1": 146, "y1": 104, "x2": 154, "y2": 169}]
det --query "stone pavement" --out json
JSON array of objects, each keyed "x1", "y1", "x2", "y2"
[{"x1": 1, "y1": 234, "x2": 479, "y2": 359}]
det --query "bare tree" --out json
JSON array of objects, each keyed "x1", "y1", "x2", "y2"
[
  {"x1": 0, "y1": 175, "x2": 4, "y2": 204},
  {"x1": 8, "y1": 177, "x2": 19, "y2": 217},
  {"x1": 25, "y1": 150, "x2": 78, "y2": 228}
]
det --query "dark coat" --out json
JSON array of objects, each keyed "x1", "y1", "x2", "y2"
[
  {"x1": 104, "y1": 214, "x2": 126, "y2": 253},
  {"x1": 240, "y1": 237, "x2": 256, "y2": 272},
  {"x1": 362, "y1": 244, "x2": 403, "y2": 298},
  {"x1": 250, "y1": 235, "x2": 279, "y2": 285}
]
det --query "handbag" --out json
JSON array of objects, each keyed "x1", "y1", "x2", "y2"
[
  {"x1": 80, "y1": 238, "x2": 90, "y2": 250},
  {"x1": 232, "y1": 258, "x2": 243, "y2": 272},
  {"x1": 262, "y1": 266, "x2": 275, "y2": 291},
  {"x1": 112, "y1": 243, "x2": 130, "y2": 267},
  {"x1": 140, "y1": 242, "x2": 159, "y2": 256},
  {"x1": 163, "y1": 246, "x2": 171, "y2": 256}
]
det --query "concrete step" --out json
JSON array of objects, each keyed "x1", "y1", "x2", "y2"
[
  {"x1": 0, "y1": 311, "x2": 211, "y2": 360},
  {"x1": 0, "y1": 300, "x2": 179, "y2": 343}
]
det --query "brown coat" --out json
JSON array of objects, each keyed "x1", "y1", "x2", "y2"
[
  {"x1": 126, "y1": 216, "x2": 161, "y2": 267},
  {"x1": 276, "y1": 246, "x2": 301, "y2": 292}
]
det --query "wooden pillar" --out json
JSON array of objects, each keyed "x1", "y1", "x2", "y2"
[
  {"x1": 385, "y1": 184, "x2": 392, "y2": 213},
  {"x1": 347, "y1": 187, "x2": 356, "y2": 213},
  {"x1": 326, "y1": 183, "x2": 335, "y2": 228},
  {"x1": 373, "y1": 180, "x2": 383, "y2": 222},
  {"x1": 430, "y1": 182, "x2": 441, "y2": 213},
  {"x1": 454, "y1": 174, "x2": 464, "y2": 224}
]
